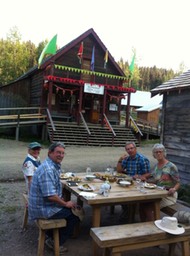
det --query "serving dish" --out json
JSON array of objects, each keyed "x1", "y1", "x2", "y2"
[
  {"x1": 85, "y1": 175, "x2": 96, "y2": 181},
  {"x1": 118, "y1": 180, "x2": 131, "y2": 187}
]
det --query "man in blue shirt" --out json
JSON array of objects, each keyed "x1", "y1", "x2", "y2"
[
  {"x1": 117, "y1": 141, "x2": 150, "y2": 178},
  {"x1": 29, "y1": 142, "x2": 80, "y2": 253},
  {"x1": 116, "y1": 141, "x2": 150, "y2": 223}
]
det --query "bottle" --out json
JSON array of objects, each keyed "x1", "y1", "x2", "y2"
[{"x1": 101, "y1": 178, "x2": 111, "y2": 197}]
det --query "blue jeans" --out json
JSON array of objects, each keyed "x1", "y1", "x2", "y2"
[{"x1": 47, "y1": 207, "x2": 79, "y2": 245}]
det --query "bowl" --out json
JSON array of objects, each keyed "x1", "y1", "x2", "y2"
[
  {"x1": 85, "y1": 175, "x2": 96, "y2": 181},
  {"x1": 119, "y1": 180, "x2": 131, "y2": 187}
]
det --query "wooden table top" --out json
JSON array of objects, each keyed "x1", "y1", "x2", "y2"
[{"x1": 61, "y1": 173, "x2": 168, "y2": 206}]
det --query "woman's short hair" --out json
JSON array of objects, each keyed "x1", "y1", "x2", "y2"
[
  {"x1": 48, "y1": 142, "x2": 65, "y2": 152},
  {"x1": 152, "y1": 143, "x2": 166, "y2": 157}
]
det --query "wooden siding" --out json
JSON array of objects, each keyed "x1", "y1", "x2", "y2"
[
  {"x1": 137, "y1": 109, "x2": 160, "y2": 124},
  {"x1": 162, "y1": 90, "x2": 190, "y2": 184},
  {"x1": 30, "y1": 72, "x2": 43, "y2": 106},
  {"x1": 0, "y1": 79, "x2": 30, "y2": 108}
]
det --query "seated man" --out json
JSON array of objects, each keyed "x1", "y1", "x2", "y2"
[
  {"x1": 116, "y1": 141, "x2": 150, "y2": 223},
  {"x1": 28, "y1": 142, "x2": 80, "y2": 254}
]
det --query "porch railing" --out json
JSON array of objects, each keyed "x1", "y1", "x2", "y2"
[
  {"x1": 129, "y1": 115, "x2": 143, "y2": 136},
  {"x1": 0, "y1": 107, "x2": 47, "y2": 140},
  {"x1": 103, "y1": 114, "x2": 116, "y2": 137},
  {"x1": 79, "y1": 112, "x2": 91, "y2": 135}
]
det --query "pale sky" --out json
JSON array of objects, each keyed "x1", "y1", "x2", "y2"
[{"x1": 1, "y1": 0, "x2": 190, "y2": 72}]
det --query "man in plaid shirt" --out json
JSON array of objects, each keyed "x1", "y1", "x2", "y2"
[{"x1": 116, "y1": 141, "x2": 150, "y2": 223}]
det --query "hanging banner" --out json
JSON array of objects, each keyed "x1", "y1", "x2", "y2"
[{"x1": 84, "y1": 83, "x2": 104, "y2": 95}]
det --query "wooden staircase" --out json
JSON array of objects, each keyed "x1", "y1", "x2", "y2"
[{"x1": 47, "y1": 121, "x2": 139, "y2": 147}]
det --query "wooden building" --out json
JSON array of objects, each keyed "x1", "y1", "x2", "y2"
[
  {"x1": 0, "y1": 28, "x2": 135, "y2": 125},
  {"x1": 136, "y1": 104, "x2": 161, "y2": 125},
  {"x1": 151, "y1": 69, "x2": 190, "y2": 184},
  {"x1": 0, "y1": 28, "x2": 138, "y2": 146}
]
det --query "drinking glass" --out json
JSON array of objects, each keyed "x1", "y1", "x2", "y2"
[
  {"x1": 103, "y1": 188, "x2": 109, "y2": 197},
  {"x1": 140, "y1": 181, "x2": 145, "y2": 193},
  {"x1": 86, "y1": 167, "x2": 91, "y2": 175},
  {"x1": 136, "y1": 178, "x2": 141, "y2": 190}
]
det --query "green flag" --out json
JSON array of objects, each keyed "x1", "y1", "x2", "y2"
[
  {"x1": 129, "y1": 52, "x2": 135, "y2": 74},
  {"x1": 38, "y1": 34, "x2": 57, "y2": 68}
]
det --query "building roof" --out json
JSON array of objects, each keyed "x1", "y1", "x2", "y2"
[
  {"x1": 136, "y1": 103, "x2": 162, "y2": 112},
  {"x1": 151, "y1": 69, "x2": 190, "y2": 96},
  {"x1": 121, "y1": 90, "x2": 162, "y2": 108}
]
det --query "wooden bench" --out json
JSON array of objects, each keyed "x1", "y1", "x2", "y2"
[
  {"x1": 22, "y1": 194, "x2": 67, "y2": 255},
  {"x1": 36, "y1": 218, "x2": 67, "y2": 256},
  {"x1": 90, "y1": 222, "x2": 190, "y2": 256},
  {"x1": 161, "y1": 200, "x2": 190, "y2": 217}
]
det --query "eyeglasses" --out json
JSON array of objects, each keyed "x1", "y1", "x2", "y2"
[
  {"x1": 154, "y1": 150, "x2": 163, "y2": 154},
  {"x1": 126, "y1": 147, "x2": 135, "y2": 151}
]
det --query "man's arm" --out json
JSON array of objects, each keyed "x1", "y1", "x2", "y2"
[
  {"x1": 47, "y1": 194, "x2": 76, "y2": 208},
  {"x1": 116, "y1": 154, "x2": 128, "y2": 173}
]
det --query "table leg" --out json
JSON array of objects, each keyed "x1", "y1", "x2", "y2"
[
  {"x1": 153, "y1": 200, "x2": 161, "y2": 219},
  {"x1": 62, "y1": 188, "x2": 71, "y2": 201},
  {"x1": 77, "y1": 197, "x2": 83, "y2": 207},
  {"x1": 92, "y1": 206, "x2": 101, "y2": 227}
]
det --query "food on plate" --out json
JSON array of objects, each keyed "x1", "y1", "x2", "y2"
[
  {"x1": 94, "y1": 173, "x2": 116, "y2": 182},
  {"x1": 144, "y1": 182, "x2": 157, "y2": 189},
  {"x1": 60, "y1": 173, "x2": 81, "y2": 182},
  {"x1": 67, "y1": 176, "x2": 82, "y2": 182},
  {"x1": 78, "y1": 183, "x2": 95, "y2": 191},
  {"x1": 60, "y1": 173, "x2": 68, "y2": 179}
]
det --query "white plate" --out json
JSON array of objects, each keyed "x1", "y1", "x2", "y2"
[
  {"x1": 78, "y1": 184, "x2": 95, "y2": 192},
  {"x1": 144, "y1": 183, "x2": 157, "y2": 189}
]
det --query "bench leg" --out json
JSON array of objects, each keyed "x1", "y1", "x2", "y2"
[
  {"x1": 181, "y1": 240, "x2": 190, "y2": 256},
  {"x1": 22, "y1": 206, "x2": 28, "y2": 230},
  {"x1": 169, "y1": 243, "x2": 176, "y2": 256},
  {"x1": 37, "y1": 229, "x2": 46, "y2": 256},
  {"x1": 53, "y1": 228, "x2": 60, "y2": 256}
]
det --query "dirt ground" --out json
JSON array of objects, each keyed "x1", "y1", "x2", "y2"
[{"x1": 0, "y1": 139, "x2": 182, "y2": 256}]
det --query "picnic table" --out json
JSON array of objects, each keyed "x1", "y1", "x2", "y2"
[{"x1": 61, "y1": 173, "x2": 168, "y2": 227}]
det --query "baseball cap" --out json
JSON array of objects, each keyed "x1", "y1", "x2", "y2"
[{"x1": 28, "y1": 142, "x2": 42, "y2": 149}]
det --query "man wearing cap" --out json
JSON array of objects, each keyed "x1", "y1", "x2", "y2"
[
  {"x1": 22, "y1": 142, "x2": 42, "y2": 192},
  {"x1": 28, "y1": 142, "x2": 80, "y2": 254}
]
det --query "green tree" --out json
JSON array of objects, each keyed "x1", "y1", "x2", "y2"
[{"x1": 0, "y1": 27, "x2": 47, "y2": 85}]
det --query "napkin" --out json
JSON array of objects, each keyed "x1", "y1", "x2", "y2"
[{"x1": 79, "y1": 192, "x2": 97, "y2": 198}]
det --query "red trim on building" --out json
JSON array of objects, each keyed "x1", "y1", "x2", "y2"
[{"x1": 44, "y1": 75, "x2": 136, "y2": 93}]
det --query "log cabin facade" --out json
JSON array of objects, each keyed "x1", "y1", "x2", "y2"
[
  {"x1": 151, "y1": 69, "x2": 190, "y2": 184},
  {"x1": 0, "y1": 28, "x2": 135, "y2": 128}
]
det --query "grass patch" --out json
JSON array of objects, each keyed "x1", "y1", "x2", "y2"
[{"x1": 141, "y1": 139, "x2": 160, "y2": 146}]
